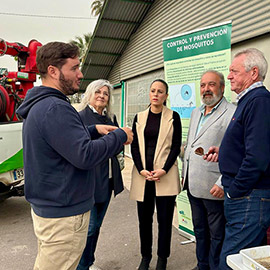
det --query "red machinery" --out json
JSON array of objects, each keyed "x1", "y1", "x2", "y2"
[{"x1": 0, "y1": 38, "x2": 42, "y2": 122}]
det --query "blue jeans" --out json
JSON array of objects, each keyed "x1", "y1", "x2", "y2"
[
  {"x1": 219, "y1": 188, "x2": 270, "y2": 270},
  {"x1": 77, "y1": 195, "x2": 111, "y2": 270}
]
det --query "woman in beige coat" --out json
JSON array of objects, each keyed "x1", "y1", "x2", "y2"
[{"x1": 130, "y1": 79, "x2": 182, "y2": 270}]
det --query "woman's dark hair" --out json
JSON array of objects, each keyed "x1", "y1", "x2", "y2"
[
  {"x1": 150, "y1": 79, "x2": 169, "y2": 106},
  {"x1": 150, "y1": 79, "x2": 169, "y2": 94}
]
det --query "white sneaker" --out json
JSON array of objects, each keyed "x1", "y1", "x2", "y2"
[{"x1": 89, "y1": 265, "x2": 102, "y2": 270}]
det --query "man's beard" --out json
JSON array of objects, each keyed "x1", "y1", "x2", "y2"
[
  {"x1": 59, "y1": 71, "x2": 79, "y2": 96},
  {"x1": 201, "y1": 90, "x2": 222, "y2": 106}
]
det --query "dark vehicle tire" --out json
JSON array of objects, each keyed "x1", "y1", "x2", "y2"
[{"x1": 0, "y1": 182, "x2": 10, "y2": 193}]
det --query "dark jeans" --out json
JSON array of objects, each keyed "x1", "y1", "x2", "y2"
[
  {"x1": 187, "y1": 190, "x2": 225, "y2": 270},
  {"x1": 77, "y1": 194, "x2": 111, "y2": 270},
  {"x1": 137, "y1": 180, "x2": 176, "y2": 259},
  {"x1": 219, "y1": 188, "x2": 270, "y2": 270}
]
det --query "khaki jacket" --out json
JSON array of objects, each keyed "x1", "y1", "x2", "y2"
[{"x1": 130, "y1": 106, "x2": 181, "y2": 202}]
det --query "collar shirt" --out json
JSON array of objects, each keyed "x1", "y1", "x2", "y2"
[
  {"x1": 196, "y1": 97, "x2": 224, "y2": 136},
  {"x1": 236, "y1": 81, "x2": 264, "y2": 103},
  {"x1": 88, "y1": 104, "x2": 107, "y2": 116}
]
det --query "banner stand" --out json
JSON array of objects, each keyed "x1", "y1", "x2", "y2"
[{"x1": 162, "y1": 21, "x2": 232, "y2": 240}]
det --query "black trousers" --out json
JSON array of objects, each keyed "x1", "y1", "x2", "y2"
[
  {"x1": 187, "y1": 189, "x2": 225, "y2": 270},
  {"x1": 137, "y1": 180, "x2": 176, "y2": 259}
]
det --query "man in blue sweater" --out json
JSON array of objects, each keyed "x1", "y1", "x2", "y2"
[
  {"x1": 16, "y1": 42, "x2": 133, "y2": 270},
  {"x1": 208, "y1": 48, "x2": 270, "y2": 269}
]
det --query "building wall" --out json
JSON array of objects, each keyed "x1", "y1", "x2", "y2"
[
  {"x1": 231, "y1": 34, "x2": 270, "y2": 101},
  {"x1": 108, "y1": 0, "x2": 270, "y2": 85}
]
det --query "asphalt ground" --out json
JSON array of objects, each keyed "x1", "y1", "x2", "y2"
[{"x1": 0, "y1": 157, "x2": 197, "y2": 270}]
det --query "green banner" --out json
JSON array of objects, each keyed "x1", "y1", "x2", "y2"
[
  {"x1": 163, "y1": 21, "x2": 232, "y2": 240},
  {"x1": 163, "y1": 23, "x2": 231, "y2": 61}
]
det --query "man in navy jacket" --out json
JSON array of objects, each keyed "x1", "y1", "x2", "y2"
[
  {"x1": 205, "y1": 48, "x2": 270, "y2": 270},
  {"x1": 16, "y1": 42, "x2": 133, "y2": 270}
]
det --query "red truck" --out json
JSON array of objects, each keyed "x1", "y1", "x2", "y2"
[{"x1": 0, "y1": 38, "x2": 42, "y2": 201}]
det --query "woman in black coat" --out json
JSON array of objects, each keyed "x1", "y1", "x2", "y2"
[{"x1": 77, "y1": 79, "x2": 124, "y2": 270}]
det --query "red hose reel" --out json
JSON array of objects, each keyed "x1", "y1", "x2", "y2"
[{"x1": 0, "y1": 39, "x2": 42, "y2": 121}]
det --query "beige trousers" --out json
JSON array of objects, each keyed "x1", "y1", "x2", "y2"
[{"x1": 31, "y1": 209, "x2": 90, "y2": 270}]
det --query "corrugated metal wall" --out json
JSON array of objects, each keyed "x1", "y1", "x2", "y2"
[{"x1": 108, "y1": 0, "x2": 270, "y2": 84}]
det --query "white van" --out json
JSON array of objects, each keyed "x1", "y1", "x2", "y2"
[{"x1": 0, "y1": 122, "x2": 24, "y2": 201}]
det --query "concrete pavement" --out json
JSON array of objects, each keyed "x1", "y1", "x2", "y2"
[{"x1": 0, "y1": 157, "x2": 197, "y2": 270}]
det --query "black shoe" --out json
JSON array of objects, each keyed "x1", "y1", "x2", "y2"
[
  {"x1": 156, "y1": 257, "x2": 167, "y2": 270},
  {"x1": 191, "y1": 267, "x2": 199, "y2": 270},
  {"x1": 138, "y1": 256, "x2": 151, "y2": 270}
]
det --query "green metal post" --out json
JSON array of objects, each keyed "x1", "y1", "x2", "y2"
[{"x1": 121, "y1": 80, "x2": 125, "y2": 127}]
